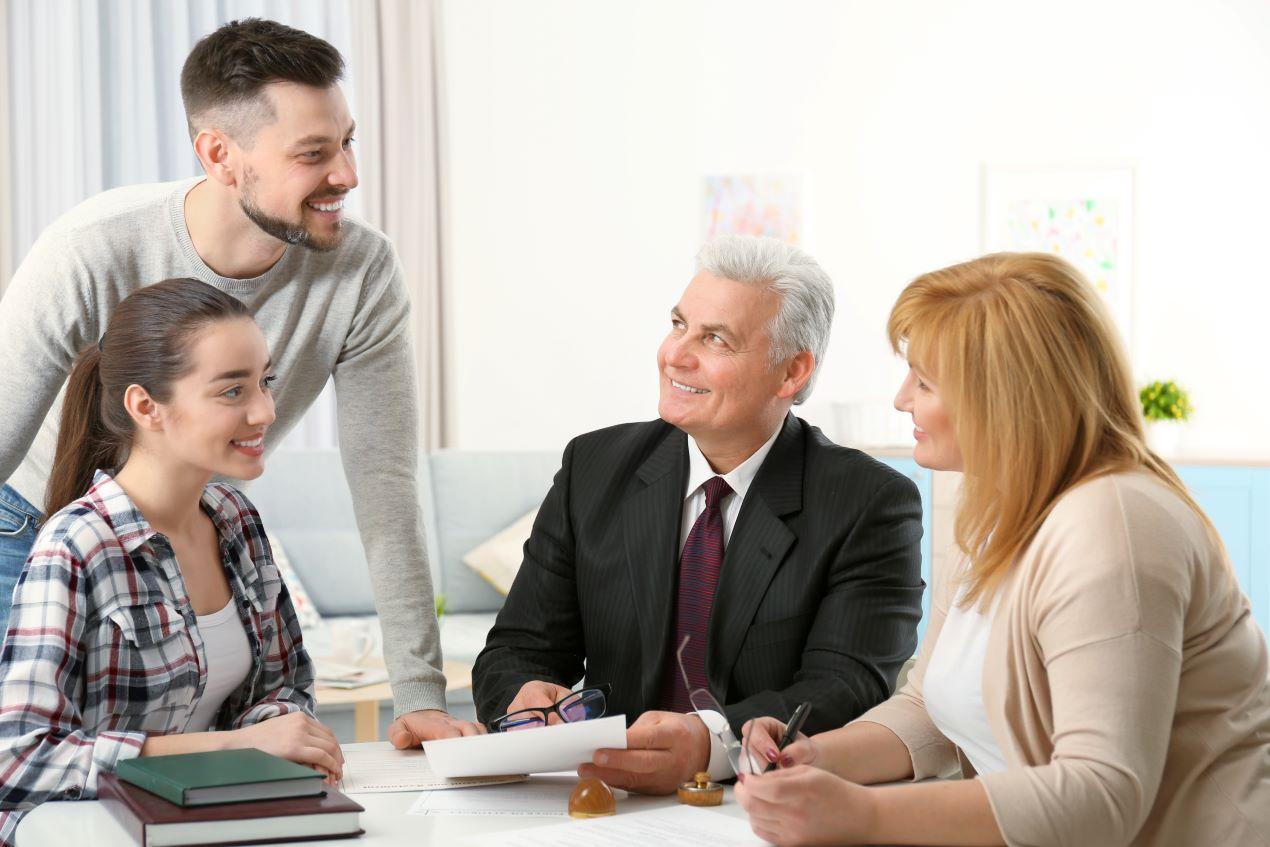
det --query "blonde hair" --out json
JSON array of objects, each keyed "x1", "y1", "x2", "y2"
[{"x1": 887, "y1": 252, "x2": 1219, "y2": 606}]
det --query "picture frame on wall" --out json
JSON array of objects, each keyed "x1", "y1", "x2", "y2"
[
  {"x1": 982, "y1": 166, "x2": 1135, "y2": 348},
  {"x1": 702, "y1": 173, "x2": 804, "y2": 245}
]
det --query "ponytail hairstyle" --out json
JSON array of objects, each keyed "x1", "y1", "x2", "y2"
[{"x1": 45, "y1": 278, "x2": 251, "y2": 517}]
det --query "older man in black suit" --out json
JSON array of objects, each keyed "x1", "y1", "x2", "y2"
[{"x1": 472, "y1": 235, "x2": 924, "y2": 794}]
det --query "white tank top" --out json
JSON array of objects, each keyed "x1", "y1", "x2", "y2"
[
  {"x1": 923, "y1": 584, "x2": 1009, "y2": 775},
  {"x1": 185, "y1": 598, "x2": 253, "y2": 732}
]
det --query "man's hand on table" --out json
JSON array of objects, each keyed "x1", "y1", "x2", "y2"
[
  {"x1": 388, "y1": 679, "x2": 579, "y2": 747},
  {"x1": 388, "y1": 709, "x2": 486, "y2": 747},
  {"x1": 578, "y1": 710, "x2": 711, "y2": 795}
]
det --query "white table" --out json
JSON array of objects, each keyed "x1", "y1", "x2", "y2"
[{"x1": 16, "y1": 745, "x2": 751, "y2": 846}]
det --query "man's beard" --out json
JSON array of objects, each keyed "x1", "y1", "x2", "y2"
[{"x1": 239, "y1": 171, "x2": 343, "y2": 253}]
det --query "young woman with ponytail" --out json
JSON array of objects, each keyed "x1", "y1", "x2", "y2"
[{"x1": 0, "y1": 278, "x2": 341, "y2": 843}]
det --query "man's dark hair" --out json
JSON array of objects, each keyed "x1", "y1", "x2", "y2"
[{"x1": 180, "y1": 18, "x2": 344, "y2": 144}]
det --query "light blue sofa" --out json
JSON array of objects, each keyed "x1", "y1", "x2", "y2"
[{"x1": 245, "y1": 448, "x2": 562, "y2": 731}]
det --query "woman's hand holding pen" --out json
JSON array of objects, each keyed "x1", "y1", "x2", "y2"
[
  {"x1": 737, "y1": 716, "x2": 878, "y2": 846},
  {"x1": 741, "y1": 716, "x2": 818, "y2": 770}
]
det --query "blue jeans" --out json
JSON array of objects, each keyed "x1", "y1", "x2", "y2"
[{"x1": 0, "y1": 485, "x2": 41, "y2": 637}]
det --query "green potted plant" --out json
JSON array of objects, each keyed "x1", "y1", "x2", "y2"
[{"x1": 1139, "y1": 379, "x2": 1192, "y2": 455}]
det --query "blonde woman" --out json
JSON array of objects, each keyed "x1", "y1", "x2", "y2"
[{"x1": 735, "y1": 253, "x2": 1270, "y2": 846}]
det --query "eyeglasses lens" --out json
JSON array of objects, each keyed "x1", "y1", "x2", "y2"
[{"x1": 560, "y1": 688, "x2": 606, "y2": 723}]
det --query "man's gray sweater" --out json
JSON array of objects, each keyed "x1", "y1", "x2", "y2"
[{"x1": 0, "y1": 179, "x2": 445, "y2": 715}]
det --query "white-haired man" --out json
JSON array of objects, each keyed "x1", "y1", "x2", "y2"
[{"x1": 473, "y1": 236, "x2": 925, "y2": 793}]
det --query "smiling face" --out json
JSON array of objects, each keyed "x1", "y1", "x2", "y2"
[
  {"x1": 893, "y1": 364, "x2": 963, "y2": 472},
  {"x1": 232, "y1": 82, "x2": 357, "y2": 252},
  {"x1": 657, "y1": 271, "x2": 800, "y2": 457},
  {"x1": 147, "y1": 317, "x2": 278, "y2": 481}
]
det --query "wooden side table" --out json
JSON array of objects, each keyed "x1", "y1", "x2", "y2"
[{"x1": 316, "y1": 659, "x2": 474, "y2": 743}]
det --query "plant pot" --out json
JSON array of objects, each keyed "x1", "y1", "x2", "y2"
[{"x1": 1146, "y1": 421, "x2": 1183, "y2": 457}]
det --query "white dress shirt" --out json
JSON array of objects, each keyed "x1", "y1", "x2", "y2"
[
  {"x1": 679, "y1": 426, "x2": 782, "y2": 554},
  {"x1": 680, "y1": 424, "x2": 783, "y2": 780}
]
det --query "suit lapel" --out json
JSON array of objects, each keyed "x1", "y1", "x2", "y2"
[
  {"x1": 622, "y1": 427, "x2": 689, "y2": 708},
  {"x1": 708, "y1": 414, "x2": 803, "y2": 699}
]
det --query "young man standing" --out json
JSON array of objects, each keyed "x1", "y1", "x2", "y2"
[{"x1": 0, "y1": 18, "x2": 478, "y2": 743}]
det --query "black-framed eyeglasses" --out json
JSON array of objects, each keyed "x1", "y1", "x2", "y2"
[{"x1": 488, "y1": 683, "x2": 613, "y2": 732}]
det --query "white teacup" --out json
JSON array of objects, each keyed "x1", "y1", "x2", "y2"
[{"x1": 325, "y1": 618, "x2": 381, "y2": 667}]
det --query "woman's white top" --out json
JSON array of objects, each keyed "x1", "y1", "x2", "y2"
[
  {"x1": 185, "y1": 598, "x2": 253, "y2": 732},
  {"x1": 923, "y1": 581, "x2": 1009, "y2": 775}
]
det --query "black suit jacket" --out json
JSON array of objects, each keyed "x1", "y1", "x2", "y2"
[{"x1": 472, "y1": 414, "x2": 924, "y2": 736}]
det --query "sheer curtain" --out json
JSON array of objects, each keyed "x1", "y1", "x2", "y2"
[
  {"x1": 348, "y1": 0, "x2": 446, "y2": 450},
  {"x1": 3, "y1": 0, "x2": 356, "y2": 448},
  {"x1": 0, "y1": 3, "x2": 11, "y2": 292}
]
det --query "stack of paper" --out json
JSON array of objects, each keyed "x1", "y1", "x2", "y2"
[
  {"x1": 409, "y1": 775, "x2": 589, "y2": 817},
  {"x1": 336, "y1": 746, "x2": 524, "y2": 794}
]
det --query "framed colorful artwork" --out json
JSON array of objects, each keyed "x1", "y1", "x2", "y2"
[
  {"x1": 982, "y1": 166, "x2": 1134, "y2": 346},
  {"x1": 702, "y1": 174, "x2": 803, "y2": 244}
]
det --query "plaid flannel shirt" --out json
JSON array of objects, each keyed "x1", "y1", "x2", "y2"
[{"x1": 0, "y1": 471, "x2": 316, "y2": 845}]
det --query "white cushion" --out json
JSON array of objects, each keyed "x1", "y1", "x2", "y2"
[
  {"x1": 266, "y1": 533, "x2": 324, "y2": 632},
  {"x1": 460, "y1": 509, "x2": 537, "y2": 595}
]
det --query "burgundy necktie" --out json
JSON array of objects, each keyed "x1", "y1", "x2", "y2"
[{"x1": 660, "y1": 475, "x2": 733, "y2": 713}]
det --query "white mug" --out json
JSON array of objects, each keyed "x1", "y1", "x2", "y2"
[{"x1": 326, "y1": 618, "x2": 381, "y2": 667}]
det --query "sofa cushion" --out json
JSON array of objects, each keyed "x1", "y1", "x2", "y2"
[
  {"x1": 462, "y1": 509, "x2": 538, "y2": 595},
  {"x1": 246, "y1": 451, "x2": 357, "y2": 531},
  {"x1": 273, "y1": 528, "x2": 376, "y2": 617},
  {"x1": 244, "y1": 448, "x2": 561, "y2": 616},
  {"x1": 426, "y1": 451, "x2": 560, "y2": 613},
  {"x1": 266, "y1": 532, "x2": 324, "y2": 631}
]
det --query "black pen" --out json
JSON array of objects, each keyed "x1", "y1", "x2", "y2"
[{"x1": 764, "y1": 701, "x2": 812, "y2": 773}]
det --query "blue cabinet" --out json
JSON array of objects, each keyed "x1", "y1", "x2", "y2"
[
  {"x1": 875, "y1": 456, "x2": 934, "y2": 641},
  {"x1": 1175, "y1": 466, "x2": 1270, "y2": 637},
  {"x1": 865, "y1": 459, "x2": 1270, "y2": 647}
]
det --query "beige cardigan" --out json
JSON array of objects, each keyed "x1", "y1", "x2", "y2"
[{"x1": 857, "y1": 470, "x2": 1270, "y2": 846}]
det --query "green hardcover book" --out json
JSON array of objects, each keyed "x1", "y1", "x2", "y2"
[{"x1": 116, "y1": 748, "x2": 325, "y2": 807}]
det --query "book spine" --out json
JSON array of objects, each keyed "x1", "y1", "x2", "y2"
[
  {"x1": 117, "y1": 767, "x2": 187, "y2": 807},
  {"x1": 98, "y1": 786, "x2": 148, "y2": 847}
]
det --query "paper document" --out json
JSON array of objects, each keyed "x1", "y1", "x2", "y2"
[
  {"x1": 422, "y1": 714, "x2": 628, "y2": 777},
  {"x1": 335, "y1": 744, "x2": 525, "y2": 794},
  {"x1": 462, "y1": 804, "x2": 770, "y2": 846},
  {"x1": 410, "y1": 774, "x2": 609, "y2": 817}
]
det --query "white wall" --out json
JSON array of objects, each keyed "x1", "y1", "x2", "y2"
[{"x1": 439, "y1": 0, "x2": 1270, "y2": 458}]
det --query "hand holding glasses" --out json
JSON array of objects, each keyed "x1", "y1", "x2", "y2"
[
  {"x1": 675, "y1": 636, "x2": 765, "y2": 775},
  {"x1": 489, "y1": 683, "x2": 613, "y2": 732},
  {"x1": 675, "y1": 635, "x2": 813, "y2": 776}
]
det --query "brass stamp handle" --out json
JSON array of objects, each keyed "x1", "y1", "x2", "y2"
[{"x1": 677, "y1": 771, "x2": 723, "y2": 806}]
